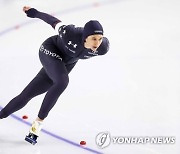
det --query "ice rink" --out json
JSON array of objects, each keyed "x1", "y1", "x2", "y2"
[{"x1": 0, "y1": 0, "x2": 180, "y2": 153}]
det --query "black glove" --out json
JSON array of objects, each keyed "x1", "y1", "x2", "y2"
[{"x1": 25, "y1": 8, "x2": 39, "y2": 18}]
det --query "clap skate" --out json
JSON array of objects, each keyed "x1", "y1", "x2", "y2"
[{"x1": 25, "y1": 121, "x2": 43, "y2": 145}]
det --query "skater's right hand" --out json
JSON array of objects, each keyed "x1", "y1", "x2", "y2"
[
  {"x1": 23, "y1": 6, "x2": 31, "y2": 12},
  {"x1": 23, "y1": 6, "x2": 38, "y2": 18}
]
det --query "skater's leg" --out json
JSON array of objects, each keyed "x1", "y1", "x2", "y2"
[
  {"x1": 34, "y1": 63, "x2": 74, "y2": 122},
  {"x1": 25, "y1": 42, "x2": 70, "y2": 144},
  {"x1": 37, "y1": 52, "x2": 69, "y2": 120},
  {"x1": 0, "y1": 68, "x2": 53, "y2": 119},
  {"x1": 25, "y1": 55, "x2": 69, "y2": 144}
]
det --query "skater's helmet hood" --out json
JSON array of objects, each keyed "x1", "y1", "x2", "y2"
[{"x1": 82, "y1": 20, "x2": 103, "y2": 41}]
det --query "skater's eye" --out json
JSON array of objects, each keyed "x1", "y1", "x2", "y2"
[
  {"x1": 91, "y1": 37, "x2": 103, "y2": 41},
  {"x1": 92, "y1": 37, "x2": 97, "y2": 41},
  {"x1": 99, "y1": 37, "x2": 103, "y2": 41}
]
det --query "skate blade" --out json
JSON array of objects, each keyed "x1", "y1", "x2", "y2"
[{"x1": 25, "y1": 135, "x2": 37, "y2": 145}]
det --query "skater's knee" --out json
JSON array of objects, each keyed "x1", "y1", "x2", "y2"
[
  {"x1": 62, "y1": 74, "x2": 69, "y2": 88},
  {"x1": 19, "y1": 91, "x2": 33, "y2": 102},
  {"x1": 55, "y1": 74, "x2": 69, "y2": 89}
]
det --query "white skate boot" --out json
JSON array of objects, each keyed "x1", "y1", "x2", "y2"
[{"x1": 25, "y1": 120, "x2": 43, "y2": 145}]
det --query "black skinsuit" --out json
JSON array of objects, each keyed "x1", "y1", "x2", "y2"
[{"x1": 0, "y1": 8, "x2": 109, "y2": 119}]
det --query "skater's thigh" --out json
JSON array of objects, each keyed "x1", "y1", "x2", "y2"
[
  {"x1": 39, "y1": 52, "x2": 68, "y2": 82},
  {"x1": 45, "y1": 59, "x2": 68, "y2": 83},
  {"x1": 21, "y1": 68, "x2": 53, "y2": 97}
]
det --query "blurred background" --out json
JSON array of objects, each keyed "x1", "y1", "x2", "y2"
[{"x1": 0, "y1": 0, "x2": 180, "y2": 153}]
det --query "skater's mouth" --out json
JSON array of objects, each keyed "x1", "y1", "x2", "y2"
[{"x1": 92, "y1": 46, "x2": 98, "y2": 50}]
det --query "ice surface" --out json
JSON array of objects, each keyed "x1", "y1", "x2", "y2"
[{"x1": 0, "y1": 0, "x2": 180, "y2": 153}]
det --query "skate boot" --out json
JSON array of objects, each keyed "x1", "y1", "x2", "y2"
[{"x1": 25, "y1": 120, "x2": 43, "y2": 145}]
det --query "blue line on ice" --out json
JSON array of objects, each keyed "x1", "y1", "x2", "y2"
[{"x1": 0, "y1": 106, "x2": 103, "y2": 154}]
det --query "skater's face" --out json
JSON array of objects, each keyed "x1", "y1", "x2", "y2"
[{"x1": 84, "y1": 34, "x2": 103, "y2": 52}]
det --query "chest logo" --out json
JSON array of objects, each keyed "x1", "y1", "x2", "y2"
[{"x1": 68, "y1": 41, "x2": 77, "y2": 48}]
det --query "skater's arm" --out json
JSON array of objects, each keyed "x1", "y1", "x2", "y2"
[{"x1": 23, "y1": 6, "x2": 61, "y2": 28}]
